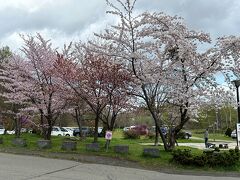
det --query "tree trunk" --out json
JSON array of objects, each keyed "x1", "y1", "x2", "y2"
[
  {"x1": 154, "y1": 122, "x2": 159, "y2": 146},
  {"x1": 93, "y1": 114, "x2": 99, "y2": 143},
  {"x1": 40, "y1": 112, "x2": 53, "y2": 140},
  {"x1": 14, "y1": 117, "x2": 21, "y2": 138},
  {"x1": 147, "y1": 107, "x2": 169, "y2": 150},
  {"x1": 141, "y1": 85, "x2": 170, "y2": 151},
  {"x1": 229, "y1": 108, "x2": 232, "y2": 127},
  {"x1": 167, "y1": 128, "x2": 177, "y2": 150},
  {"x1": 109, "y1": 115, "x2": 117, "y2": 131},
  {"x1": 75, "y1": 108, "x2": 82, "y2": 137},
  {"x1": 45, "y1": 125, "x2": 52, "y2": 140},
  {"x1": 166, "y1": 107, "x2": 190, "y2": 150}
]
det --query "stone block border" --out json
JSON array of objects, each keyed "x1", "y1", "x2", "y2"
[
  {"x1": 114, "y1": 145, "x2": 129, "y2": 154},
  {"x1": 143, "y1": 148, "x2": 160, "y2": 157},
  {"x1": 12, "y1": 138, "x2": 27, "y2": 147},
  {"x1": 37, "y1": 140, "x2": 52, "y2": 149},
  {"x1": 86, "y1": 143, "x2": 100, "y2": 152},
  {"x1": 62, "y1": 141, "x2": 77, "y2": 151}
]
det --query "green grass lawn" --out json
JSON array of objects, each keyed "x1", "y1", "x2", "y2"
[{"x1": 0, "y1": 131, "x2": 239, "y2": 173}]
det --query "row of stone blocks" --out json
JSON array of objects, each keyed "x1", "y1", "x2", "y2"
[
  {"x1": 61, "y1": 142, "x2": 160, "y2": 157},
  {"x1": 3, "y1": 138, "x2": 160, "y2": 157}
]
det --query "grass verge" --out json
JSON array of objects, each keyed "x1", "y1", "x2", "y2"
[{"x1": 0, "y1": 132, "x2": 240, "y2": 176}]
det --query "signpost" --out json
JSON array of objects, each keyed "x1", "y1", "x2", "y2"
[
  {"x1": 105, "y1": 131, "x2": 112, "y2": 152},
  {"x1": 237, "y1": 123, "x2": 240, "y2": 147}
]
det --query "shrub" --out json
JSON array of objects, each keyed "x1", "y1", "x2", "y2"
[
  {"x1": 193, "y1": 155, "x2": 206, "y2": 166},
  {"x1": 123, "y1": 130, "x2": 140, "y2": 139},
  {"x1": 172, "y1": 149, "x2": 193, "y2": 165},
  {"x1": 172, "y1": 149, "x2": 240, "y2": 167},
  {"x1": 147, "y1": 132, "x2": 155, "y2": 139},
  {"x1": 225, "y1": 128, "x2": 232, "y2": 137}
]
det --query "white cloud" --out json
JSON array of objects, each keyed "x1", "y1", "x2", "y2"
[{"x1": 0, "y1": 0, "x2": 239, "y2": 50}]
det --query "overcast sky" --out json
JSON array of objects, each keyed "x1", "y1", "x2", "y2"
[{"x1": 0, "y1": 0, "x2": 239, "y2": 51}]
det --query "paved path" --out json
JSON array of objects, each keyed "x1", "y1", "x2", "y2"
[
  {"x1": 187, "y1": 137, "x2": 237, "y2": 149},
  {"x1": 141, "y1": 142, "x2": 237, "y2": 149},
  {"x1": 141, "y1": 137, "x2": 237, "y2": 150},
  {"x1": 0, "y1": 153, "x2": 239, "y2": 180},
  {"x1": 177, "y1": 142, "x2": 236, "y2": 149}
]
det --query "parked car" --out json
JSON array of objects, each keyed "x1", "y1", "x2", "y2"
[
  {"x1": 131, "y1": 125, "x2": 148, "y2": 135},
  {"x1": 231, "y1": 129, "x2": 237, "y2": 138},
  {"x1": 0, "y1": 126, "x2": 5, "y2": 135},
  {"x1": 60, "y1": 127, "x2": 73, "y2": 136},
  {"x1": 20, "y1": 128, "x2": 27, "y2": 133},
  {"x1": 149, "y1": 126, "x2": 168, "y2": 137},
  {"x1": 6, "y1": 128, "x2": 31, "y2": 135},
  {"x1": 6, "y1": 130, "x2": 15, "y2": 135},
  {"x1": 123, "y1": 127, "x2": 130, "y2": 132},
  {"x1": 97, "y1": 127, "x2": 104, "y2": 137},
  {"x1": 98, "y1": 127, "x2": 103, "y2": 134},
  {"x1": 175, "y1": 129, "x2": 192, "y2": 139},
  {"x1": 62, "y1": 127, "x2": 76, "y2": 132},
  {"x1": 73, "y1": 127, "x2": 92, "y2": 137},
  {"x1": 51, "y1": 126, "x2": 65, "y2": 136},
  {"x1": 182, "y1": 131, "x2": 192, "y2": 139}
]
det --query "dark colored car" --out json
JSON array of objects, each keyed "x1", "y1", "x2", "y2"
[
  {"x1": 73, "y1": 127, "x2": 92, "y2": 137},
  {"x1": 149, "y1": 126, "x2": 168, "y2": 137},
  {"x1": 183, "y1": 131, "x2": 192, "y2": 139},
  {"x1": 176, "y1": 130, "x2": 192, "y2": 139}
]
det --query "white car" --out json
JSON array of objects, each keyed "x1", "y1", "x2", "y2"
[
  {"x1": 0, "y1": 126, "x2": 5, "y2": 135},
  {"x1": 61, "y1": 127, "x2": 74, "y2": 136},
  {"x1": 98, "y1": 127, "x2": 103, "y2": 134},
  {"x1": 6, "y1": 130, "x2": 15, "y2": 135},
  {"x1": 51, "y1": 127, "x2": 65, "y2": 136}
]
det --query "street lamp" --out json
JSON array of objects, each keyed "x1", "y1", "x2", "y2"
[{"x1": 232, "y1": 80, "x2": 240, "y2": 147}]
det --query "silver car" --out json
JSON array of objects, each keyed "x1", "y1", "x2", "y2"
[{"x1": 231, "y1": 129, "x2": 237, "y2": 138}]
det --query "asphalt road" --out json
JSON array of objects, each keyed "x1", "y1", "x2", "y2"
[{"x1": 0, "y1": 153, "x2": 239, "y2": 180}]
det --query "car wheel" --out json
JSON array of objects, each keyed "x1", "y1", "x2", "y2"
[
  {"x1": 58, "y1": 134, "x2": 62, "y2": 136},
  {"x1": 65, "y1": 134, "x2": 70, "y2": 136},
  {"x1": 73, "y1": 133, "x2": 79, "y2": 137},
  {"x1": 184, "y1": 134, "x2": 189, "y2": 139}
]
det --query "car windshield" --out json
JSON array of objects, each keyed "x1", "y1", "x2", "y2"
[
  {"x1": 52, "y1": 128, "x2": 59, "y2": 131},
  {"x1": 60, "y1": 128, "x2": 67, "y2": 132}
]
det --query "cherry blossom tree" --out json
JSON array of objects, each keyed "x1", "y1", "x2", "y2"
[
  {"x1": 0, "y1": 46, "x2": 12, "y2": 127},
  {"x1": 0, "y1": 34, "x2": 68, "y2": 140},
  {"x1": 205, "y1": 86, "x2": 235, "y2": 129},
  {"x1": 216, "y1": 36, "x2": 240, "y2": 128},
  {"x1": 92, "y1": 0, "x2": 223, "y2": 150},
  {"x1": 217, "y1": 36, "x2": 240, "y2": 80},
  {"x1": 55, "y1": 53, "x2": 109, "y2": 142},
  {"x1": 91, "y1": 0, "x2": 174, "y2": 148},
  {"x1": 54, "y1": 49, "x2": 134, "y2": 142},
  {"x1": 99, "y1": 61, "x2": 135, "y2": 132}
]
